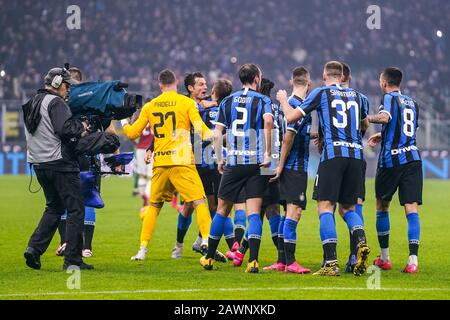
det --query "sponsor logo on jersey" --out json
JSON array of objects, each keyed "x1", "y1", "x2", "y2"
[
  {"x1": 390, "y1": 145, "x2": 419, "y2": 155},
  {"x1": 228, "y1": 150, "x2": 257, "y2": 156},
  {"x1": 154, "y1": 150, "x2": 177, "y2": 157},
  {"x1": 333, "y1": 141, "x2": 363, "y2": 149}
]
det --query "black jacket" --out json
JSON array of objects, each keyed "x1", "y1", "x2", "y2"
[{"x1": 23, "y1": 89, "x2": 86, "y2": 172}]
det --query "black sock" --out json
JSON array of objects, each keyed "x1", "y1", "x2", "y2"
[
  {"x1": 225, "y1": 237, "x2": 235, "y2": 250},
  {"x1": 248, "y1": 238, "x2": 261, "y2": 262},
  {"x1": 239, "y1": 239, "x2": 249, "y2": 254},
  {"x1": 206, "y1": 238, "x2": 220, "y2": 259},
  {"x1": 349, "y1": 230, "x2": 357, "y2": 257},
  {"x1": 177, "y1": 228, "x2": 188, "y2": 244},
  {"x1": 378, "y1": 234, "x2": 389, "y2": 249},
  {"x1": 352, "y1": 228, "x2": 367, "y2": 247},
  {"x1": 83, "y1": 224, "x2": 95, "y2": 250},
  {"x1": 284, "y1": 242, "x2": 296, "y2": 266},
  {"x1": 409, "y1": 242, "x2": 419, "y2": 256},
  {"x1": 271, "y1": 235, "x2": 278, "y2": 249},
  {"x1": 234, "y1": 227, "x2": 245, "y2": 244},
  {"x1": 277, "y1": 236, "x2": 286, "y2": 264},
  {"x1": 323, "y1": 243, "x2": 337, "y2": 262},
  {"x1": 58, "y1": 219, "x2": 67, "y2": 244}
]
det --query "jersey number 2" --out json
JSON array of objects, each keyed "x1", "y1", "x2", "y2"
[{"x1": 231, "y1": 107, "x2": 247, "y2": 137}]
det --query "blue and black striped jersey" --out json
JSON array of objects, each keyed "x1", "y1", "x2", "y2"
[
  {"x1": 299, "y1": 84, "x2": 368, "y2": 162},
  {"x1": 193, "y1": 100, "x2": 219, "y2": 169},
  {"x1": 264, "y1": 100, "x2": 285, "y2": 174},
  {"x1": 216, "y1": 88, "x2": 273, "y2": 166},
  {"x1": 378, "y1": 91, "x2": 421, "y2": 168},
  {"x1": 285, "y1": 95, "x2": 311, "y2": 173}
]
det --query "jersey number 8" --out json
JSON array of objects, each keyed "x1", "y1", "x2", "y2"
[{"x1": 403, "y1": 108, "x2": 415, "y2": 137}]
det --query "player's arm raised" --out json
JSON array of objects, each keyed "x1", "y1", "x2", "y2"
[
  {"x1": 122, "y1": 104, "x2": 151, "y2": 140},
  {"x1": 276, "y1": 90, "x2": 302, "y2": 123},
  {"x1": 279, "y1": 87, "x2": 322, "y2": 123}
]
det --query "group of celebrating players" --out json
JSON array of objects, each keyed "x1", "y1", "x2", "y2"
[{"x1": 120, "y1": 60, "x2": 422, "y2": 276}]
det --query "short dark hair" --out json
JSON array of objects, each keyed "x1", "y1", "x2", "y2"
[
  {"x1": 324, "y1": 61, "x2": 343, "y2": 78},
  {"x1": 213, "y1": 79, "x2": 233, "y2": 102},
  {"x1": 159, "y1": 69, "x2": 176, "y2": 85},
  {"x1": 184, "y1": 72, "x2": 204, "y2": 94},
  {"x1": 292, "y1": 66, "x2": 309, "y2": 86},
  {"x1": 381, "y1": 67, "x2": 403, "y2": 86},
  {"x1": 259, "y1": 78, "x2": 274, "y2": 97},
  {"x1": 341, "y1": 62, "x2": 351, "y2": 82},
  {"x1": 68, "y1": 67, "x2": 82, "y2": 82},
  {"x1": 238, "y1": 63, "x2": 261, "y2": 85}
]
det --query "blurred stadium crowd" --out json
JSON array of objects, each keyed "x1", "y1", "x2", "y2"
[{"x1": 0, "y1": 0, "x2": 448, "y2": 116}]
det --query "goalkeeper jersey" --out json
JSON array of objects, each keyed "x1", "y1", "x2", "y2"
[{"x1": 123, "y1": 90, "x2": 212, "y2": 167}]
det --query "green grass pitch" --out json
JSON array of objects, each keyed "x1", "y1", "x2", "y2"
[{"x1": 0, "y1": 176, "x2": 449, "y2": 300}]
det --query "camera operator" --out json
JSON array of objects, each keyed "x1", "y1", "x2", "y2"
[
  {"x1": 56, "y1": 67, "x2": 121, "y2": 259},
  {"x1": 23, "y1": 67, "x2": 93, "y2": 271}
]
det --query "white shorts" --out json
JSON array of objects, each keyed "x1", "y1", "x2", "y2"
[{"x1": 134, "y1": 148, "x2": 153, "y2": 177}]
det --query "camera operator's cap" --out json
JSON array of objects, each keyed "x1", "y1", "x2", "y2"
[{"x1": 44, "y1": 67, "x2": 76, "y2": 88}]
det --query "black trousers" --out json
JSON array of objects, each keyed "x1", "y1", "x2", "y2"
[{"x1": 28, "y1": 169, "x2": 85, "y2": 265}]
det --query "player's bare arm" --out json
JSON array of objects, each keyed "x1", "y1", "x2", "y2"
[
  {"x1": 198, "y1": 99, "x2": 218, "y2": 109},
  {"x1": 361, "y1": 117, "x2": 370, "y2": 131},
  {"x1": 270, "y1": 130, "x2": 295, "y2": 182},
  {"x1": 213, "y1": 125, "x2": 225, "y2": 174},
  {"x1": 122, "y1": 105, "x2": 150, "y2": 140},
  {"x1": 367, "y1": 112, "x2": 390, "y2": 124},
  {"x1": 261, "y1": 113, "x2": 274, "y2": 168},
  {"x1": 276, "y1": 89, "x2": 303, "y2": 123}
]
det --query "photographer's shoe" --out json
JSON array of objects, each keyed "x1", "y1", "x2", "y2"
[
  {"x1": 63, "y1": 262, "x2": 94, "y2": 271},
  {"x1": 24, "y1": 247, "x2": 41, "y2": 270}
]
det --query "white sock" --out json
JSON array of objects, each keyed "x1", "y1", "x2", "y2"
[
  {"x1": 408, "y1": 255, "x2": 418, "y2": 266},
  {"x1": 193, "y1": 236, "x2": 202, "y2": 246},
  {"x1": 138, "y1": 177, "x2": 146, "y2": 196},
  {"x1": 381, "y1": 248, "x2": 390, "y2": 261},
  {"x1": 145, "y1": 179, "x2": 151, "y2": 197}
]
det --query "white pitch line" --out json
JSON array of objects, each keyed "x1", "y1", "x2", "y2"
[{"x1": 1, "y1": 286, "x2": 449, "y2": 298}]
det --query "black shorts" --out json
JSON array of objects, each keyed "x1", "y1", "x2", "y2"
[
  {"x1": 262, "y1": 180, "x2": 281, "y2": 208},
  {"x1": 218, "y1": 165, "x2": 270, "y2": 203},
  {"x1": 358, "y1": 160, "x2": 367, "y2": 201},
  {"x1": 375, "y1": 161, "x2": 423, "y2": 206},
  {"x1": 315, "y1": 157, "x2": 363, "y2": 205},
  {"x1": 280, "y1": 169, "x2": 307, "y2": 209},
  {"x1": 196, "y1": 166, "x2": 221, "y2": 196}
]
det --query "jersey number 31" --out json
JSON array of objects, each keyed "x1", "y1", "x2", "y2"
[{"x1": 332, "y1": 100, "x2": 360, "y2": 130}]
